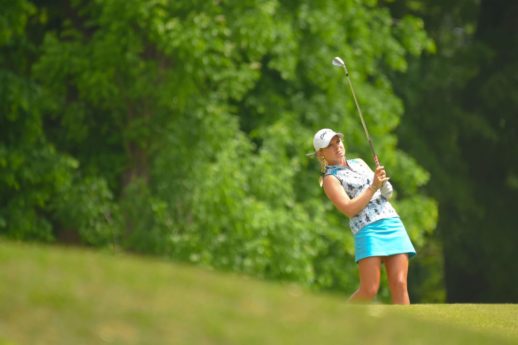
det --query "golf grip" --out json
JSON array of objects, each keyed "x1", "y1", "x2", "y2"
[
  {"x1": 373, "y1": 155, "x2": 380, "y2": 167},
  {"x1": 368, "y1": 138, "x2": 380, "y2": 167}
]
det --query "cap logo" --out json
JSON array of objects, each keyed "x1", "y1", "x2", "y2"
[{"x1": 319, "y1": 131, "x2": 329, "y2": 140}]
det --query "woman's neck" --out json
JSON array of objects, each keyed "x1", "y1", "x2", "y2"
[{"x1": 328, "y1": 157, "x2": 347, "y2": 166}]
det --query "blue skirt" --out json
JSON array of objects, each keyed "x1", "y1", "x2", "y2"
[{"x1": 354, "y1": 217, "x2": 416, "y2": 263}]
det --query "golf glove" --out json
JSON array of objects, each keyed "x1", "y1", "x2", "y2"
[{"x1": 380, "y1": 181, "x2": 393, "y2": 199}]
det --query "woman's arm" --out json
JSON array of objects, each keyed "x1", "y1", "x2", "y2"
[{"x1": 322, "y1": 175, "x2": 378, "y2": 218}]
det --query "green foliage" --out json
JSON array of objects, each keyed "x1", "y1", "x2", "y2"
[
  {"x1": 2, "y1": 0, "x2": 437, "y2": 300},
  {"x1": 52, "y1": 176, "x2": 121, "y2": 246},
  {"x1": 0, "y1": 0, "x2": 35, "y2": 46},
  {"x1": 119, "y1": 179, "x2": 173, "y2": 255},
  {"x1": 0, "y1": 142, "x2": 74, "y2": 242},
  {"x1": 388, "y1": 0, "x2": 518, "y2": 302},
  {"x1": 0, "y1": 0, "x2": 121, "y2": 247}
]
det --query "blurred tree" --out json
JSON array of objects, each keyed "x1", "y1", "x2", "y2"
[
  {"x1": 387, "y1": 0, "x2": 518, "y2": 302},
  {"x1": 0, "y1": 0, "x2": 120, "y2": 246}
]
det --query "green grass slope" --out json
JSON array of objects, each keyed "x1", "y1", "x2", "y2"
[{"x1": 0, "y1": 241, "x2": 516, "y2": 345}]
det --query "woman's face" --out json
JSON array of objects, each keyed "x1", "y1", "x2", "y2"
[{"x1": 320, "y1": 135, "x2": 346, "y2": 164}]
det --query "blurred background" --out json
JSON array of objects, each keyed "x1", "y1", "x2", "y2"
[{"x1": 1, "y1": 0, "x2": 516, "y2": 303}]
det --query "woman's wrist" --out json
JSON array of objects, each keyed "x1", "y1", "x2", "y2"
[{"x1": 368, "y1": 184, "x2": 379, "y2": 192}]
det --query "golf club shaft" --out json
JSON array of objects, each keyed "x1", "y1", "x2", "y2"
[{"x1": 339, "y1": 65, "x2": 380, "y2": 167}]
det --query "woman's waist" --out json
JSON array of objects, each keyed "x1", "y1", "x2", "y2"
[{"x1": 349, "y1": 202, "x2": 399, "y2": 233}]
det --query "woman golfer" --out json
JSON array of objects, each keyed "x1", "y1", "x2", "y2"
[{"x1": 313, "y1": 128, "x2": 416, "y2": 304}]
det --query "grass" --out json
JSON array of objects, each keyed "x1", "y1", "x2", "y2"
[{"x1": 0, "y1": 240, "x2": 516, "y2": 345}]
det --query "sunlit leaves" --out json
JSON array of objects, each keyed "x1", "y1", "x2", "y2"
[{"x1": 2, "y1": 0, "x2": 436, "y2": 298}]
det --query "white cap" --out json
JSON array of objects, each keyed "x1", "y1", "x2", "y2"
[{"x1": 313, "y1": 128, "x2": 343, "y2": 151}]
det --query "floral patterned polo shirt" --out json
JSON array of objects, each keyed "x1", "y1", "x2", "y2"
[{"x1": 325, "y1": 158, "x2": 399, "y2": 235}]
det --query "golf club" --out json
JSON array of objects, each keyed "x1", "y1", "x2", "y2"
[{"x1": 332, "y1": 57, "x2": 380, "y2": 167}]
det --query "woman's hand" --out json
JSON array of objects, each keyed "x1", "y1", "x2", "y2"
[{"x1": 370, "y1": 165, "x2": 390, "y2": 191}]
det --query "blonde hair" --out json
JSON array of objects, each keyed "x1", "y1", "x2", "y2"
[{"x1": 317, "y1": 151, "x2": 327, "y2": 187}]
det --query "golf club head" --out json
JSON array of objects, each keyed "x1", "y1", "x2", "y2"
[
  {"x1": 332, "y1": 57, "x2": 345, "y2": 67},
  {"x1": 332, "y1": 56, "x2": 349, "y2": 76}
]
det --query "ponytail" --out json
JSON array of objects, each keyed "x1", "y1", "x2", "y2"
[{"x1": 318, "y1": 155, "x2": 327, "y2": 188}]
